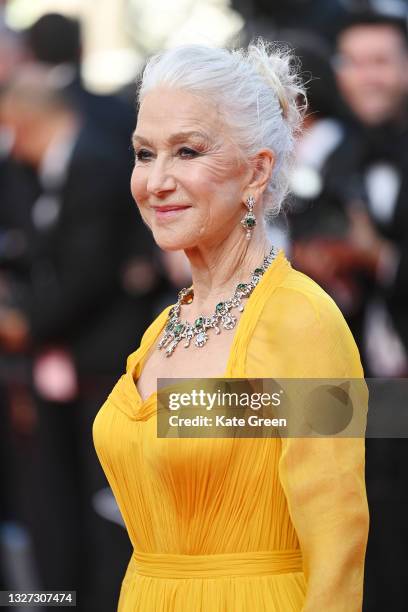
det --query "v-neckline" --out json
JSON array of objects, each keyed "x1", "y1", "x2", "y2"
[{"x1": 125, "y1": 248, "x2": 289, "y2": 412}]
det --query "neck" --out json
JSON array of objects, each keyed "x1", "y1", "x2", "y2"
[{"x1": 183, "y1": 228, "x2": 272, "y2": 317}]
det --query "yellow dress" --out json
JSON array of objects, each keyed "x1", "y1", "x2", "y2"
[{"x1": 92, "y1": 248, "x2": 369, "y2": 611}]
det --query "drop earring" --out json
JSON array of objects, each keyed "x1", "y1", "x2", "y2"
[{"x1": 241, "y1": 195, "x2": 257, "y2": 240}]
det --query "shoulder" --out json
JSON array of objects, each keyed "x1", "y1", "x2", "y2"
[
  {"x1": 252, "y1": 264, "x2": 364, "y2": 377},
  {"x1": 257, "y1": 260, "x2": 346, "y2": 331},
  {"x1": 125, "y1": 303, "x2": 174, "y2": 373},
  {"x1": 271, "y1": 265, "x2": 345, "y2": 327}
]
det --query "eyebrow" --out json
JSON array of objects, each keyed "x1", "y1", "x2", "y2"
[{"x1": 131, "y1": 130, "x2": 209, "y2": 148}]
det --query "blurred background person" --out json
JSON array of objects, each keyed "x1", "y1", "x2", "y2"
[
  {"x1": 0, "y1": 19, "x2": 35, "y2": 597},
  {"x1": 274, "y1": 32, "x2": 349, "y2": 255},
  {"x1": 24, "y1": 12, "x2": 137, "y2": 161},
  {"x1": 0, "y1": 61, "x2": 164, "y2": 611},
  {"x1": 333, "y1": 12, "x2": 408, "y2": 612},
  {"x1": 332, "y1": 10, "x2": 408, "y2": 377},
  {"x1": 290, "y1": 10, "x2": 408, "y2": 377}
]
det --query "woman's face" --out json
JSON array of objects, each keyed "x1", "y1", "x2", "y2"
[{"x1": 131, "y1": 86, "x2": 252, "y2": 251}]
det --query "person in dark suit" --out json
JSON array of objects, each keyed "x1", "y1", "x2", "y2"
[
  {"x1": 292, "y1": 11, "x2": 408, "y2": 376},
  {"x1": 23, "y1": 12, "x2": 137, "y2": 158},
  {"x1": 0, "y1": 63, "x2": 163, "y2": 612},
  {"x1": 331, "y1": 17, "x2": 408, "y2": 611},
  {"x1": 0, "y1": 23, "x2": 39, "y2": 595}
]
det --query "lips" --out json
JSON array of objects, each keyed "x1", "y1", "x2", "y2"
[
  {"x1": 152, "y1": 204, "x2": 191, "y2": 222},
  {"x1": 153, "y1": 204, "x2": 191, "y2": 211}
]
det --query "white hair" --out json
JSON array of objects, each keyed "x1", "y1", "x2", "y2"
[{"x1": 137, "y1": 38, "x2": 307, "y2": 219}]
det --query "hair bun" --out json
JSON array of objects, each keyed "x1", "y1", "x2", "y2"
[{"x1": 247, "y1": 38, "x2": 306, "y2": 131}]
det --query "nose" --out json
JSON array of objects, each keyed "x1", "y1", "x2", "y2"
[{"x1": 146, "y1": 156, "x2": 176, "y2": 196}]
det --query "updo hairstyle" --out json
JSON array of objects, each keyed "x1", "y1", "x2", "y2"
[{"x1": 137, "y1": 38, "x2": 307, "y2": 218}]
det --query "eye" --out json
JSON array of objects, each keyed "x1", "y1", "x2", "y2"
[
  {"x1": 134, "y1": 148, "x2": 152, "y2": 162},
  {"x1": 178, "y1": 147, "x2": 199, "y2": 158}
]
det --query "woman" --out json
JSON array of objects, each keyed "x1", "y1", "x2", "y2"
[{"x1": 93, "y1": 39, "x2": 369, "y2": 611}]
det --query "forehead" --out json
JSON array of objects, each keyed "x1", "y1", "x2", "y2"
[
  {"x1": 135, "y1": 87, "x2": 222, "y2": 140},
  {"x1": 338, "y1": 24, "x2": 406, "y2": 56}
]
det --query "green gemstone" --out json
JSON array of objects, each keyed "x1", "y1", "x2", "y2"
[
  {"x1": 237, "y1": 283, "x2": 247, "y2": 291},
  {"x1": 254, "y1": 268, "x2": 264, "y2": 275},
  {"x1": 216, "y1": 302, "x2": 224, "y2": 313},
  {"x1": 174, "y1": 323, "x2": 184, "y2": 335},
  {"x1": 245, "y1": 216, "x2": 256, "y2": 227},
  {"x1": 194, "y1": 316, "x2": 204, "y2": 328}
]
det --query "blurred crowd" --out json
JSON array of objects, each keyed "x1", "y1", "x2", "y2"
[
  {"x1": 0, "y1": 9, "x2": 177, "y2": 612},
  {"x1": 0, "y1": 1, "x2": 408, "y2": 611}
]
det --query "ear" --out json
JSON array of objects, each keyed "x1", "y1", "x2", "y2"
[{"x1": 245, "y1": 149, "x2": 276, "y2": 200}]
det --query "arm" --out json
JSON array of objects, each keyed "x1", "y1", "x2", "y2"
[
  {"x1": 277, "y1": 290, "x2": 369, "y2": 611},
  {"x1": 252, "y1": 282, "x2": 369, "y2": 611},
  {"x1": 279, "y1": 433, "x2": 368, "y2": 611}
]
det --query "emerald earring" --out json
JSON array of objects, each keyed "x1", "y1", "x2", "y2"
[{"x1": 241, "y1": 195, "x2": 257, "y2": 240}]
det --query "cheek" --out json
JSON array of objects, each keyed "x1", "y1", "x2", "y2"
[
  {"x1": 130, "y1": 167, "x2": 152, "y2": 225},
  {"x1": 184, "y1": 166, "x2": 217, "y2": 202},
  {"x1": 387, "y1": 66, "x2": 406, "y2": 92},
  {"x1": 337, "y1": 70, "x2": 358, "y2": 94},
  {"x1": 187, "y1": 155, "x2": 243, "y2": 202},
  {"x1": 130, "y1": 166, "x2": 144, "y2": 203}
]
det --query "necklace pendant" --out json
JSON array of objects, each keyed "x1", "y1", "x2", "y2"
[
  {"x1": 183, "y1": 327, "x2": 194, "y2": 347},
  {"x1": 183, "y1": 329, "x2": 193, "y2": 348},
  {"x1": 158, "y1": 336, "x2": 166, "y2": 349},
  {"x1": 166, "y1": 333, "x2": 175, "y2": 344},
  {"x1": 236, "y1": 298, "x2": 244, "y2": 312},
  {"x1": 159, "y1": 333, "x2": 174, "y2": 349},
  {"x1": 194, "y1": 330, "x2": 208, "y2": 347},
  {"x1": 222, "y1": 313, "x2": 236, "y2": 330},
  {"x1": 165, "y1": 338, "x2": 179, "y2": 356}
]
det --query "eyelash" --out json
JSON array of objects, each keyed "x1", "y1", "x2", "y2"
[{"x1": 134, "y1": 147, "x2": 200, "y2": 162}]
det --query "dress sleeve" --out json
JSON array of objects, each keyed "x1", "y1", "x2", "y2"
[
  {"x1": 272, "y1": 287, "x2": 369, "y2": 612},
  {"x1": 279, "y1": 433, "x2": 368, "y2": 611},
  {"x1": 248, "y1": 280, "x2": 369, "y2": 611}
]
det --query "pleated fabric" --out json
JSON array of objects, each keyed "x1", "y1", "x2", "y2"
[{"x1": 93, "y1": 248, "x2": 369, "y2": 611}]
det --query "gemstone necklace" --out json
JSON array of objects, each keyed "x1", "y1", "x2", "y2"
[{"x1": 157, "y1": 245, "x2": 279, "y2": 357}]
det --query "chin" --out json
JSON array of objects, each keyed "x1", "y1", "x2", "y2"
[{"x1": 152, "y1": 232, "x2": 197, "y2": 253}]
